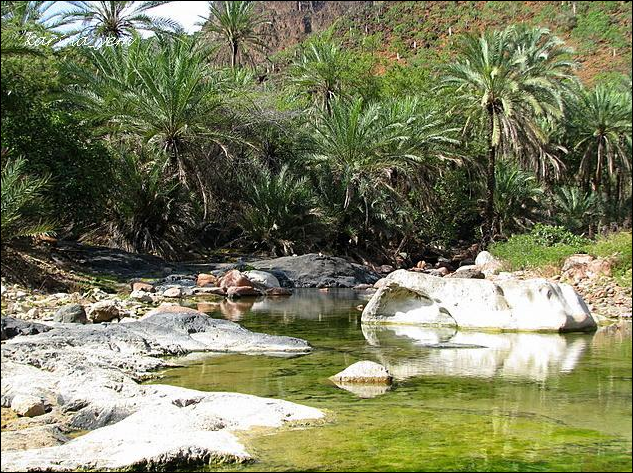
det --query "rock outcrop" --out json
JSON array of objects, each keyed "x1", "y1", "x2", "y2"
[
  {"x1": 251, "y1": 254, "x2": 379, "y2": 288},
  {"x1": 1, "y1": 307, "x2": 321, "y2": 471},
  {"x1": 361, "y1": 270, "x2": 597, "y2": 332}
]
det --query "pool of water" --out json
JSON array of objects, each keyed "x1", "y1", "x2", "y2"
[{"x1": 154, "y1": 289, "x2": 632, "y2": 472}]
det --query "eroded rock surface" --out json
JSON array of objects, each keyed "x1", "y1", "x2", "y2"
[
  {"x1": 1, "y1": 307, "x2": 321, "y2": 471},
  {"x1": 362, "y1": 270, "x2": 597, "y2": 332}
]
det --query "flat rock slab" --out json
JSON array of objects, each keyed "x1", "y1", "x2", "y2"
[
  {"x1": 1, "y1": 308, "x2": 323, "y2": 471},
  {"x1": 1, "y1": 392, "x2": 323, "y2": 471}
]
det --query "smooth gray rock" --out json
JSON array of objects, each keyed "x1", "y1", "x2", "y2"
[
  {"x1": 250, "y1": 254, "x2": 379, "y2": 288},
  {"x1": 362, "y1": 270, "x2": 597, "y2": 332},
  {"x1": 1, "y1": 317, "x2": 52, "y2": 340},
  {"x1": 1, "y1": 307, "x2": 322, "y2": 471},
  {"x1": 53, "y1": 304, "x2": 87, "y2": 324}
]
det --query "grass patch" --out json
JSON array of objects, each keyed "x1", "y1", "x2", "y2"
[{"x1": 491, "y1": 227, "x2": 632, "y2": 288}]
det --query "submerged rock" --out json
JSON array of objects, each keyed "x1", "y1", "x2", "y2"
[{"x1": 361, "y1": 270, "x2": 597, "y2": 332}]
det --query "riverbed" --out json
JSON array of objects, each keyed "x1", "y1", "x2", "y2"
[{"x1": 154, "y1": 289, "x2": 632, "y2": 472}]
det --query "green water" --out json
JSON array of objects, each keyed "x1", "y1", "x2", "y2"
[{"x1": 155, "y1": 290, "x2": 632, "y2": 472}]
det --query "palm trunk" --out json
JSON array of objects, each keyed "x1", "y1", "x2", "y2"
[
  {"x1": 483, "y1": 112, "x2": 496, "y2": 246},
  {"x1": 231, "y1": 41, "x2": 238, "y2": 68}
]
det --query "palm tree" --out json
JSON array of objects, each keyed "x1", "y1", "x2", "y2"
[
  {"x1": 290, "y1": 38, "x2": 348, "y2": 114},
  {"x1": 53, "y1": 1, "x2": 181, "y2": 40},
  {"x1": 309, "y1": 97, "x2": 458, "y2": 245},
  {"x1": 439, "y1": 26, "x2": 575, "y2": 244},
  {"x1": 1, "y1": 156, "x2": 54, "y2": 243},
  {"x1": 64, "y1": 35, "x2": 230, "y2": 216},
  {"x1": 567, "y1": 84, "x2": 632, "y2": 196},
  {"x1": 552, "y1": 185, "x2": 600, "y2": 234},
  {"x1": 202, "y1": 0, "x2": 268, "y2": 68},
  {"x1": 1, "y1": 1, "x2": 57, "y2": 27},
  {"x1": 493, "y1": 160, "x2": 543, "y2": 236},
  {"x1": 1, "y1": 1, "x2": 61, "y2": 55}
]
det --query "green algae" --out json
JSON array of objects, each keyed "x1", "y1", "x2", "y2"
[{"x1": 152, "y1": 290, "x2": 632, "y2": 472}]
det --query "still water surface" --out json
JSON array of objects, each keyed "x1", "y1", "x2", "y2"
[{"x1": 155, "y1": 289, "x2": 632, "y2": 472}]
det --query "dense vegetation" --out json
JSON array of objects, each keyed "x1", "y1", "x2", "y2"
[{"x1": 1, "y1": 1, "x2": 631, "y2": 268}]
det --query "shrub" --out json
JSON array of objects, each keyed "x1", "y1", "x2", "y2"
[
  {"x1": 1, "y1": 156, "x2": 54, "y2": 243},
  {"x1": 238, "y1": 165, "x2": 324, "y2": 255},
  {"x1": 86, "y1": 150, "x2": 196, "y2": 259}
]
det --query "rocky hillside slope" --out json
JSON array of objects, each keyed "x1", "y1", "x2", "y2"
[{"x1": 254, "y1": 1, "x2": 632, "y2": 82}]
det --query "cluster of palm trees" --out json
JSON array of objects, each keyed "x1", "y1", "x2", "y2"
[{"x1": 1, "y1": 1, "x2": 631, "y2": 259}]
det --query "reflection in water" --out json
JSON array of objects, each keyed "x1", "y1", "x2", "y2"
[
  {"x1": 249, "y1": 289, "x2": 367, "y2": 320},
  {"x1": 362, "y1": 324, "x2": 590, "y2": 382},
  {"x1": 329, "y1": 380, "x2": 391, "y2": 398}
]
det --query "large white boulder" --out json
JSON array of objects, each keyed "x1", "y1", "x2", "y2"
[{"x1": 361, "y1": 270, "x2": 596, "y2": 332}]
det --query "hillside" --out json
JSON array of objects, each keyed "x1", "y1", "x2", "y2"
[{"x1": 254, "y1": 1, "x2": 632, "y2": 82}]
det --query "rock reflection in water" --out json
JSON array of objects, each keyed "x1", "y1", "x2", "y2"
[
  {"x1": 249, "y1": 289, "x2": 366, "y2": 320},
  {"x1": 362, "y1": 324, "x2": 589, "y2": 382},
  {"x1": 329, "y1": 381, "x2": 391, "y2": 398}
]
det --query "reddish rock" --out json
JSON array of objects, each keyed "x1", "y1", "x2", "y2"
[
  {"x1": 196, "y1": 273, "x2": 218, "y2": 288},
  {"x1": 266, "y1": 287, "x2": 293, "y2": 296},
  {"x1": 415, "y1": 261, "x2": 427, "y2": 269},
  {"x1": 162, "y1": 287, "x2": 182, "y2": 298},
  {"x1": 219, "y1": 270, "x2": 254, "y2": 290},
  {"x1": 131, "y1": 282, "x2": 154, "y2": 293},
  {"x1": 226, "y1": 286, "x2": 262, "y2": 298}
]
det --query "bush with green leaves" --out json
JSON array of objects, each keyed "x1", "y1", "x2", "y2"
[
  {"x1": 552, "y1": 186, "x2": 601, "y2": 234},
  {"x1": 87, "y1": 150, "x2": 196, "y2": 259},
  {"x1": 1, "y1": 156, "x2": 54, "y2": 243},
  {"x1": 238, "y1": 165, "x2": 324, "y2": 256}
]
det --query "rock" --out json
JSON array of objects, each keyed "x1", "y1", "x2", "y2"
[
  {"x1": 244, "y1": 270, "x2": 280, "y2": 289},
  {"x1": 562, "y1": 254, "x2": 613, "y2": 283},
  {"x1": 192, "y1": 287, "x2": 226, "y2": 296},
  {"x1": 129, "y1": 290, "x2": 153, "y2": 303},
  {"x1": 424, "y1": 267, "x2": 449, "y2": 277},
  {"x1": 415, "y1": 261, "x2": 427, "y2": 269},
  {"x1": 10, "y1": 395, "x2": 45, "y2": 417},
  {"x1": 197, "y1": 273, "x2": 219, "y2": 287},
  {"x1": 475, "y1": 251, "x2": 496, "y2": 266},
  {"x1": 25, "y1": 308, "x2": 40, "y2": 320},
  {"x1": 1, "y1": 393, "x2": 323, "y2": 472},
  {"x1": 162, "y1": 287, "x2": 182, "y2": 298},
  {"x1": 226, "y1": 286, "x2": 263, "y2": 298},
  {"x1": 377, "y1": 264, "x2": 395, "y2": 275},
  {"x1": 1, "y1": 317, "x2": 52, "y2": 340},
  {"x1": 361, "y1": 270, "x2": 597, "y2": 332},
  {"x1": 446, "y1": 268, "x2": 485, "y2": 279},
  {"x1": 1, "y1": 426, "x2": 69, "y2": 451},
  {"x1": 265, "y1": 287, "x2": 293, "y2": 296},
  {"x1": 53, "y1": 304, "x2": 88, "y2": 324},
  {"x1": 1, "y1": 284, "x2": 6, "y2": 296},
  {"x1": 330, "y1": 361, "x2": 392, "y2": 384},
  {"x1": 131, "y1": 282, "x2": 154, "y2": 293},
  {"x1": 86, "y1": 300, "x2": 120, "y2": 323},
  {"x1": 353, "y1": 284, "x2": 374, "y2": 290},
  {"x1": 219, "y1": 270, "x2": 255, "y2": 290},
  {"x1": 250, "y1": 254, "x2": 380, "y2": 288},
  {"x1": 0, "y1": 305, "x2": 320, "y2": 470}
]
